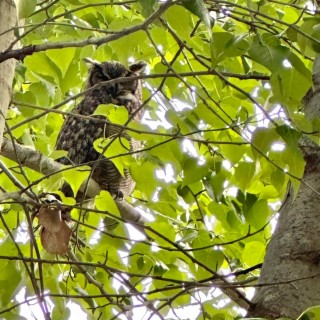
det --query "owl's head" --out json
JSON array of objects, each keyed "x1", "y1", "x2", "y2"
[{"x1": 84, "y1": 58, "x2": 146, "y2": 96}]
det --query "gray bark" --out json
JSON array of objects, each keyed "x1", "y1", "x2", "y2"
[
  {"x1": 0, "y1": 138, "x2": 147, "y2": 226},
  {"x1": 249, "y1": 58, "x2": 320, "y2": 318},
  {"x1": 0, "y1": 0, "x2": 17, "y2": 148}
]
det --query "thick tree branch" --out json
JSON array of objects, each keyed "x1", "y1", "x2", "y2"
[{"x1": 0, "y1": 138, "x2": 146, "y2": 225}]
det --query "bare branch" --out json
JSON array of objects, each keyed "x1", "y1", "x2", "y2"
[{"x1": 0, "y1": 0, "x2": 173, "y2": 63}]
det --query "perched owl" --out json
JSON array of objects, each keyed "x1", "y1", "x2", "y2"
[{"x1": 56, "y1": 59, "x2": 146, "y2": 198}]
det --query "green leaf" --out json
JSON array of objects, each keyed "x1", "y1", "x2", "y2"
[
  {"x1": 271, "y1": 169, "x2": 286, "y2": 194},
  {"x1": 193, "y1": 103, "x2": 226, "y2": 129},
  {"x1": 191, "y1": 230, "x2": 225, "y2": 274},
  {"x1": 242, "y1": 241, "x2": 266, "y2": 267},
  {"x1": 153, "y1": 266, "x2": 184, "y2": 295},
  {"x1": 0, "y1": 313, "x2": 27, "y2": 320},
  {"x1": 138, "y1": 0, "x2": 157, "y2": 17},
  {"x1": 46, "y1": 48, "x2": 76, "y2": 78},
  {"x1": 182, "y1": 158, "x2": 208, "y2": 185},
  {"x1": 210, "y1": 172, "x2": 227, "y2": 201},
  {"x1": 0, "y1": 261, "x2": 22, "y2": 307},
  {"x1": 95, "y1": 190, "x2": 120, "y2": 216},
  {"x1": 298, "y1": 19, "x2": 320, "y2": 55},
  {"x1": 276, "y1": 125, "x2": 301, "y2": 148},
  {"x1": 194, "y1": 249, "x2": 225, "y2": 279},
  {"x1": 29, "y1": 82, "x2": 51, "y2": 106},
  {"x1": 147, "y1": 138, "x2": 182, "y2": 173},
  {"x1": 265, "y1": 125, "x2": 304, "y2": 191},
  {"x1": 245, "y1": 199, "x2": 270, "y2": 229},
  {"x1": 93, "y1": 104, "x2": 129, "y2": 125},
  {"x1": 93, "y1": 137, "x2": 130, "y2": 176},
  {"x1": 220, "y1": 144, "x2": 247, "y2": 165},
  {"x1": 109, "y1": 28, "x2": 148, "y2": 61},
  {"x1": 164, "y1": 5, "x2": 193, "y2": 38},
  {"x1": 249, "y1": 44, "x2": 288, "y2": 72},
  {"x1": 282, "y1": 7, "x2": 299, "y2": 24},
  {"x1": 232, "y1": 162, "x2": 256, "y2": 191},
  {"x1": 62, "y1": 166, "x2": 90, "y2": 196},
  {"x1": 270, "y1": 68, "x2": 311, "y2": 103},
  {"x1": 149, "y1": 201, "x2": 179, "y2": 219},
  {"x1": 24, "y1": 53, "x2": 60, "y2": 84},
  {"x1": 259, "y1": 185, "x2": 279, "y2": 200},
  {"x1": 212, "y1": 32, "x2": 249, "y2": 62},
  {"x1": 52, "y1": 301, "x2": 71, "y2": 320},
  {"x1": 73, "y1": 286, "x2": 98, "y2": 310},
  {"x1": 299, "y1": 306, "x2": 320, "y2": 320},
  {"x1": 14, "y1": 92, "x2": 36, "y2": 117},
  {"x1": 282, "y1": 147, "x2": 305, "y2": 193},
  {"x1": 181, "y1": 0, "x2": 212, "y2": 29},
  {"x1": 129, "y1": 243, "x2": 154, "y2": 274},
  {"x1": 251, "y1": 127, "x2": 279, "y2": 159},
  {"x1": 131, "y1": 162, "x2": 157, "y2": 199},
  {"x1": 146, "y1": 222, "x2": 176, "y2": 246},
  {"x1": 177, "y1": 184, "x2": 195, "y2": 204}
]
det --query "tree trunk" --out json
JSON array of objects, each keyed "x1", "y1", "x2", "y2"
[
  {"x1": 249, "y1": 58, "x2": 320, "y2": 318},
  {"x1": 0, "y1": 0, "x2": 17, "y2": 148}
]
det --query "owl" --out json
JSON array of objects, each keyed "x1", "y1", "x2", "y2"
[{"x1": 55, "y1": 59, "x2": 146, "y2": 198}]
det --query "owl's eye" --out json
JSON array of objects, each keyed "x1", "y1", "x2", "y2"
[
  {"x1": 99, "y1": 72, "x2": 110, "y2": 81},
  {"x1": 89, "y1": 68, "x2": 111, "y2": 86}
]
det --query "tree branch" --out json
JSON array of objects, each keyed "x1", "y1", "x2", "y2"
[
  {"x1": 0, "y1": 138, "x2": 147, "y2": 225},
  {"x1": 0, "y1": 0, "x2": 173, "y2": 63}
]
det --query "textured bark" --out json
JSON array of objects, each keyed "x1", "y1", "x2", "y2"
[
  {"x1": 249, "y1": 59, "x2": 320, "y2": 318},
  {"x1": 249, "y1": 175, "x2": 320, "y2": 318},
  {"x1": 0, "y1": 0, "x2": 17, "y2": 148}
]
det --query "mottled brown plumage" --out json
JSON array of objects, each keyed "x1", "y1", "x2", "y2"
[{"x1": 56, "y1": 60, "x2": 146, "y2": 197}]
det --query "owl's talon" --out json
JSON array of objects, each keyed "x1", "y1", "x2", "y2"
[{"x1": 114, "y1": 190, "x2": 124, "y2": 200}]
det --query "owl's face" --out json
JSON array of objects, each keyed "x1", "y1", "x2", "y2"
[{"x1": 85, "y1": 59, "x2": 146, "y2": 97}]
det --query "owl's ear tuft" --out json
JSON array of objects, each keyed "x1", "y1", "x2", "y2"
[
  {"x1": 129, "y1": 61, "x2": 147, "y2": 74},
  {"x1": 83, "y1": 57, "x2": 102, "y2": 68}
]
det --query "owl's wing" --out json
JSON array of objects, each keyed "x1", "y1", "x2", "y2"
[
  {"x1": 56, "y1": 113, "x2": 103, "y2": 166},
  {"x1": 56, "y1": 112, "x2": 136, "y2": 196}
]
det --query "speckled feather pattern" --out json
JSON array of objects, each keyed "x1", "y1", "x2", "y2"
[{"x1": 56, "y1": 61, "x2": 145, "y2": 197}]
